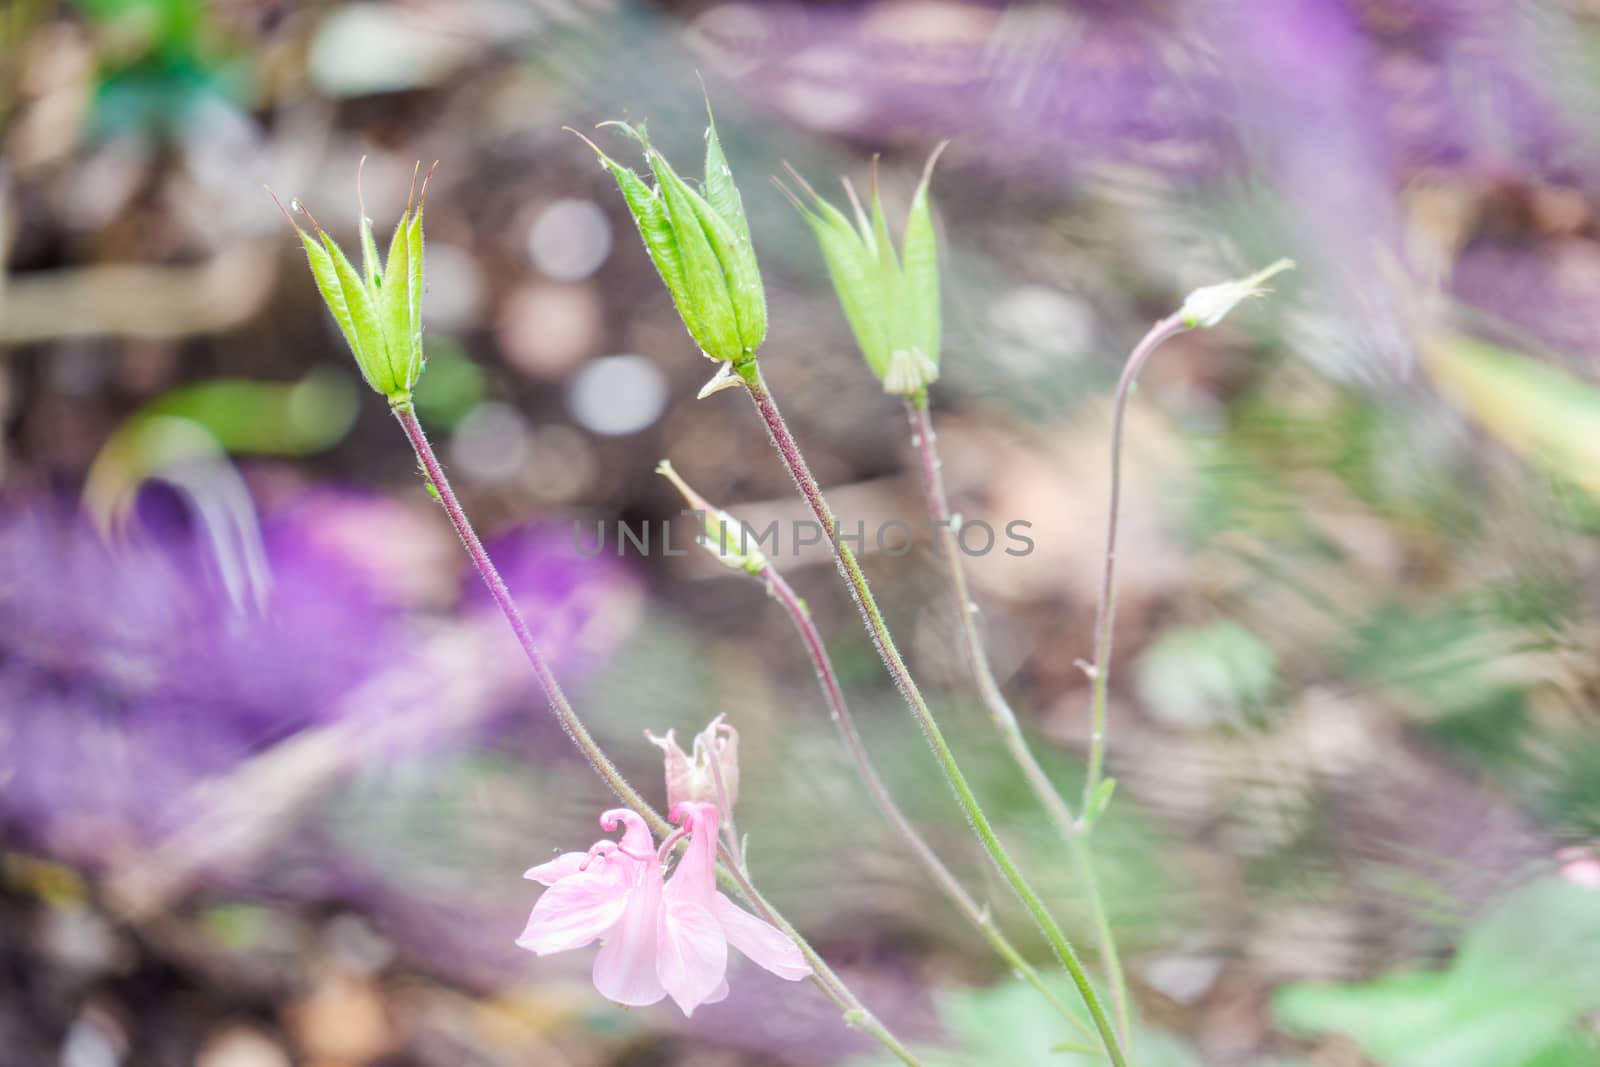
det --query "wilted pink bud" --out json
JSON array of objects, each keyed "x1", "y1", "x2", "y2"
[{"x1": 646, "y1": 714, "x2": 739, "y2": 813}]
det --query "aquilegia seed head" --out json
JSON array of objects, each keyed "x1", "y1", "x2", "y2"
[
  {"x1": 517, "y1": 802, "x2": 808, "y2": 1015},
  {"x1": 778, "y1": 143, "x2": 947, "y2": 398},
  {"x1": 571, "y1": 103, "x2": 766, "y2": 366},
  {"x1": 645, "y1": 714, "x2": 740, "y2": 812},
  {"x1": 269, "y1": 161, "x2": 432, "y2": 405}
]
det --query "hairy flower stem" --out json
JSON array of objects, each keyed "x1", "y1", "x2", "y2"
[
  {"x1": 760, "y1": 558, "x2": 1098, "y2": 1044},
  {"x1": 737, "y1": 361, "x2": 1130, "y2": 1067},
  {"x1": 905, "y1": 394, "x2": 1130, "y2": 1047},
  {"x1": 391, "y1": 401, "x2": 920, "y2": 1066},
  {"x1": 1080, "y1": 314, "x2": 1189, "y2": 821},
  {"x1": 392, "y1": 401, "x2": 661, "y2": 831}
]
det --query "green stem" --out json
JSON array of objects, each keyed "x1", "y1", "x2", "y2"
[
  {"x1": 1079, "y1": 314, "x2": 1189, "y2": 821},
  {"x1": 904, "y1": 393, "x2": 1131, "y2": 1048},
  {"x1": 391, "y1": 399, "x2": 920, "y2": 1066},
  {"x1": 737, "y1": 362, "x2": 1130, "y2": 1067},
  {"x1": 760, "y1": 558, "x2": 1099, "y2": 1046}
]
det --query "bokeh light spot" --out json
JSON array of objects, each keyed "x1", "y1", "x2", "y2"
[{"x1": 566, "y1": 355, "x2": 667, "y2": 437}]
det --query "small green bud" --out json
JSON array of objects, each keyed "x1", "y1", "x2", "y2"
[
  {"x1": 268, "y1": 160, "x2": 433, "y2": 405},
  {"x1": 1178, "y1": 258, "x2": 1295, "y2": 329},
  {"x1": 656, "y1": 459, "x2": 767, "y2": 575},
  {"x1": 570, "y1": 104, "x2": 766, "y2": 365},
  {"x1": 778, "y1": 143, "x2": 948, "y2": 397}
]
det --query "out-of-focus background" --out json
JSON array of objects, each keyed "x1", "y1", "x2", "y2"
[{"x1": 4, "y1": 1, "x2": 1600, "y2": 1064}]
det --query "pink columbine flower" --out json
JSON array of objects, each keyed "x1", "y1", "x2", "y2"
[
  {"x1": 646, "y1": 714, "x2": 740, "y2": 812},
  {"x1": 516, "y1": 802, "x2": 810, "y2": 1015}
]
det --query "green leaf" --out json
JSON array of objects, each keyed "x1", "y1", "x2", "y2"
[
  {"x1": 1422, "y1": 332, "x2": 1600, "y2": 500},
  {"x1": 841, "y1": 970, "x2": 1207, "y2": 1067},
  {"x1": 1136, "y1": 621, "x2": 1278, "y2": 729},
  {"x1": 1049, "y1": 1041, "x2": 1102, "y2": 1055},
  {"x1": 1086, "y1": 778, "x2": 1117, "y2": 823},
  {"x1": 1274, "y1": 878, "x2": 1600, "y2": 1067}
]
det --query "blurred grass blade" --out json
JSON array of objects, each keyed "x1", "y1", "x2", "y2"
[{"x1": 1422, "y1": 332, "x2": 1600, "y2": 498}]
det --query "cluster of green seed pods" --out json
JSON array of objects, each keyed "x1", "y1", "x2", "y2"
[
  {"x1": 278, "y1": 102, "x2": 1290, "y2": 417},
  {"x1": 271, "y1": 162, "x2": 431, "y2": 405},
  {"x1": 572, "y1": 111, "x2": 767, "y2": 368},
  {"x1": 778, "y1": 145, "x2": 948, "y2": 398}
]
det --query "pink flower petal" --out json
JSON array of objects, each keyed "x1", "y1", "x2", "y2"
[
  {"x1": 712, "y1": 893, "x2": 812, "y2": 981},
  {"x1": 516, "y1": 856, "x2": 632, "y2": 955},
  {"x1": 524, "y1": 851, "x2": 588, "y2": 885},
  {"x1": 705, "y1": 978, "x2": 730, "y2": 1005},
  {"x1": 656, "y1": 896, "x2": 729, "y2": 1016},
  {"x1": 663, "y1": 802, "x2": 720, "y2": 908},
  {"x1": 600, "y1": 808, "x2": 653, "y2": 857},
  {"x1": 592, "y1": 862, "x2": 666, "y2": 1007}
]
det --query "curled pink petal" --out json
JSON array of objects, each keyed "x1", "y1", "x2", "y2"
[
  {"x1": 712, "y1": 892, "x2": 812, "y2": 981},
  {"x1": 516, "y1": 856, "x2": 632, "y2": 955},
  {"x1": 656, "y1": 896, "x2": 729, "y2": 1016},
  {"x1": 600, "y1": 807, "x2": 654, "y2": 857},
  {"x1": 663, "y1": 802, "x2": 720, "y2": 908},
  {"x1": 592, "y1": 855, "x2": 666, "y2": 1007},
  {"x1": 524, "y1": 851, "x2": 588, "y2": 886}
]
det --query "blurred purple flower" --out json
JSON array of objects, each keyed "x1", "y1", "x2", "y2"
[
  {"x1": 0, "y1": 487, "x2": 641, "y2": 873},
  {"x1": 0, "y1": 490, "x2": 404, "y2": 865},
  {"x1": 466, "y1": 522, "x2": 644, "y2": 685},
  {"x1": 701, "y1": 1, "x2": 1585, "y2": 186}
]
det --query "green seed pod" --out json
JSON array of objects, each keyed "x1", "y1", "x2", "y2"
[
  {"x1": 269, "y1": 162, "x2": 432, "y2": 405},
  {"x1": 572, "y1": 108, "x2": 766, "y2": 365},
  {"x1": 779, "y1": 143, "x2": 947, "y2": 398}
]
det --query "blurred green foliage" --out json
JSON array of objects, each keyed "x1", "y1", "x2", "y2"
[
  {"x1": 75, "y1": 0, "x2": 249, "y2": 136},
  {"x1": 1275, "y1": 878, "x2": 1600, "y2": 1067},
  {"x1": 413, "y1": 340, "x2": 486, "y2": 431},
  {"x1": 843, "y1": 970, "x2": 1227, "y2": 1067},
  {"x1": 1136, "y1": 620, "x2": 1279, "y2": 730}
]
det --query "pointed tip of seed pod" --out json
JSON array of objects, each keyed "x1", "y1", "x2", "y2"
[
  {"x1": 264, "y1": 186, "x2": 304, "y2": 234},
  {"x1": 778, "y1": 161, "x2": 820, "y2": 203},
  {"x1": 919, "y1": 139, "x2": 952, "y2": 187},
  {"x1": 405, "y1": 160, "x2": 420, "y2": 214},
  {"x1": 563, "y1": 125, "x2": 607, "y2": 158},
  {"x1": 770, "y1": 174, "x2": 807, "y2": 214},
  {"x1": 416, "y1": 161, "x2": 439, "y2": 211},
  {"x1": 841, "y1": 175, "x2": 869, "y2": 233},
  {"x1": 356, "y1": 154, "x2": 369, "y2": 218},
  {"x1": 295, "y1": 200, "x2": 328, "y2": 238},
  {"x1": 595, "y1": 119, "x2": 649, "y2": 150}
]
